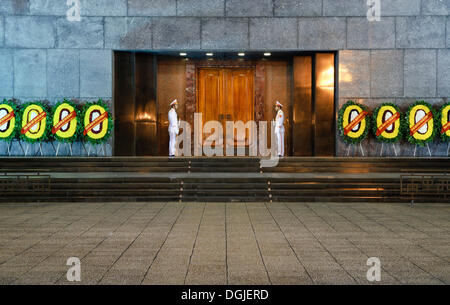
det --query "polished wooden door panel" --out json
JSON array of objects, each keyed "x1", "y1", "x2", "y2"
[
  {"x1": 197, "y1": 68, "x2": 254, "y2": 148},
  {"x1": 198, "y1": 69, "x2": 223, "y2": 125},
  {"x1": 227, "y1": 69, "x2": 254, "y2": 123},
  {"x1": 227, "y1": 69, "x2": 254, "y2": 146},
  {"x1": 197, "y1": 69, "x2": 224, "y2": 146},
  {"x1": 293, "y1": 56, "x2": 312, "y2": 156}
]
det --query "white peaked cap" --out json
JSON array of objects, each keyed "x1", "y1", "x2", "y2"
[
  {"x1": 276, "y1": 101, "x2": 283, "y2": 107},
  {"x1": 170, "y1": 99, "x2": 178, "y2": 106}
]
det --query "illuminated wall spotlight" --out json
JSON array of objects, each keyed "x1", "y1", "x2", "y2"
[
  {"x1": 264, "y1": 53, "x2": 271, "y2": 56},
  {"x1": 179, "y1": 52, "x2": 187, "y2": 56},
  {"x1": 206, "y1": 53, "x2": 214, "y2": 56},
  {"x1": 238, "y1": 52, "x2": 245, "y2": 56}
]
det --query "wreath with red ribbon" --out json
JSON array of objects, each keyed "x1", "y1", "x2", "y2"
[
  {"x1": 405, "y1": 101, "x2": 437, "y2": 146},
  {"x1": 18, "y1": 101, "x2": 51, "y2": 144},
  {"x1": 371, "y1": 103, "x2": 404, "y2": 143},
  {"x1": 80, "y1": 99, "x2": 113, "y2": 145},
  {"x1": 338, "y1": 101, "x2": 370, "y2": 144},
  {"x1": 51, "y1": 99, "x2": 82, "y2": 144},
  {"x1": 0, "y1": 99, "x2": 19, "y2": 142}
]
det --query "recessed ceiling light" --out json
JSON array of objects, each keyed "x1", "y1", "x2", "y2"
[
  {"x1": 238, "y1": 52, "x2": 245, "y2": 56},
  {"x1": 264, "y1": 53, "x2": 271, "y2": 56},
  {"x1": 179, "y1": 52, "x2": 187, "y2": 56},
  {"x1": 206, "y1": 53, "x2": 213, "y2": 56}
]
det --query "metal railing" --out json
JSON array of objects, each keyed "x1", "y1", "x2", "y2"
[
  {"x1": 0, "y1": 172, "x2": 51, "y2": 198},
  {"x1": 400, "y1": 172, "x2": 450, "y2": 202}
]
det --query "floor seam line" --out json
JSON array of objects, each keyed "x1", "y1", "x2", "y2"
[
  {"x1": 245, "y1": 203, "x2": 272, "y2": 285},
  {"x1": 97, "y1": 202, "x2": 168, "y2": 284},
  {"x1": 183, "y1": 202, "x2": 206, "y2": 284},
  {"x1": 140, "y1": 203, "x2": 186, "y2": 284}
]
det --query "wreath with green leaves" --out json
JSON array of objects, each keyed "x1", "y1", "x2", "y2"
[
  {"x1": 438, "y1": 102, "x2": 450, "y2": 142},
  {"x1": 17, "y1": 101, "x2": 51, "y2": 144},
  {"x1": 371, "y1": 103, "x2": 404, "y2": 143},
  {"x1": 0, "y1": 99, "x2": 19, "y2": 142},
  {"x1": 80, "y1": 99, "x2": 113, "y2": 145},
  {"x1": 51, "y1": 99, "x2": 83, "y2": 143},
  {"x1": 405, "y1": 100, "x2": 437, "y2": 146},
  {"x1": 338, "y1": 100, "x2": 370, "y2": 144}
]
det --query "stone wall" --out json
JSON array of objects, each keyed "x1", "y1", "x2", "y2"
[{"x1": 0, "y1": 0, "x2": 449, "y2": 156}]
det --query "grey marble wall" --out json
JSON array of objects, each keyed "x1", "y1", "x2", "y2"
[{"x1": 0, "y1": 0, "x2": 448, "y2": 157}]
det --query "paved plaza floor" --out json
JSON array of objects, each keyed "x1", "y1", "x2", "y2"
[{"x1": 0, "y1": 201, "x2": 448, "y2": 285}]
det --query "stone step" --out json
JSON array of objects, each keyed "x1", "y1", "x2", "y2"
[{"x1": 0, "y1": 157, "x2": 448, "y2": 203}]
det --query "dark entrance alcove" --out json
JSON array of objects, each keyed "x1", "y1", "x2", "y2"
[
  {"x1": 113, "y1": 51, "x2": 337, "y2": 157},
  {"x1": 113, "y1": 51, "x2": 157, "y2": 156}
]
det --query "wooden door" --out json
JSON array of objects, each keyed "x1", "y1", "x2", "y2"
[
  {"x1": 197, "y1": 68, "x2": 254, "y2": 151},
  {"x1": 226, "y1": 69, "x2": 254, "y2": 147},
  {"x1": 197, "y1": 68, "x2": 225, "y2": 147}
]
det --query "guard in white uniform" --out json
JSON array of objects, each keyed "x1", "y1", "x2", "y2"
[
  {"x1": 274, "y1": 101, "x2": 285, "y2": 157},
  {"x1": 168, "y1": 99, "x2": 180, "y2": 157}
]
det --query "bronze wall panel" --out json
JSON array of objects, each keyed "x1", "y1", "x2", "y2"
[
  {"x1": 135, "y1": 122, "x2": 157, "y2": 155},
  {"x1": 292, "y1": 56, "x2": 313, "y2": 156},
  {"x1": 135, "y1": 53, "x2": 157, "y2": 156},
  {"x1": 315, "y1": 53, "x2": 335, "y2": 156},
  {"x1": 113, "y1": 51, "x2": 135, "y2": 156}
]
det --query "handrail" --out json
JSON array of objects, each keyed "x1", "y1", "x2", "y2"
[
  {"x1": 0, "y1": 172, "x2": 51, "y2": 196},
  {"x1": 400, "y1": 172, "x2": 450, "y2": 203}
]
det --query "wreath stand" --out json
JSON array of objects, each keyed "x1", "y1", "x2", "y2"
[
  {"x1": 413, "y1": 143, "x2": 432, "y2": 157},
  {"x1": 52, "y1": 142, "x2": 73, "y2": 156},
  {"x1": 3, "y1": 140, "x2": 15, "y2": 156},
  {"x1": 82, "y1": 142, "x2": 106, "y2": 157},
  {"x1": 16, "y1": 140, "x2": 25, "y2": 156},
  {"x1": 447, "y1": 143, "x2": 450, "y2": 156},
  {"x1": 3, "y1": 141, "x2": 10, "y2": 156},
  {"x1": 346, "y1": 142, "x2": 365, "y2": 157},
  {"x1": 23, "y1": 142, "x2": 44, "y2": 156},
  {"x1": 380, "y1": 142, "x2": 398, "y2": 157}
]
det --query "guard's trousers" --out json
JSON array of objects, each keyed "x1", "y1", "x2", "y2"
[
  {"x1": 275, "y1": 127, "x2": 284, "y2": 156},
  {"x1": 169, "y1": 129, "x2": 177, "y2": 156}
]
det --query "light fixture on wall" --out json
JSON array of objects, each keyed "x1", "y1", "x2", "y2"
[
  {"x1": 238, "y1": 52, "x2": 245, "y2": 56},
  {"x1": 264, "y1": 53, "x2": 271, "y2": 56},
  {"x1": 206, "y1": 53, "x2": 213, "y2": 56},
  {"x1": 179, "y1": 52, "x2": 187, "y2": 56}
]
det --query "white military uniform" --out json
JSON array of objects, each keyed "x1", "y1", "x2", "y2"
[
  {"x1": 275, "y1": 109, "x2": 285, "y2": 156},
  {"x1": 168, "y1": 107, "x2": 179, "y2": 156}
]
